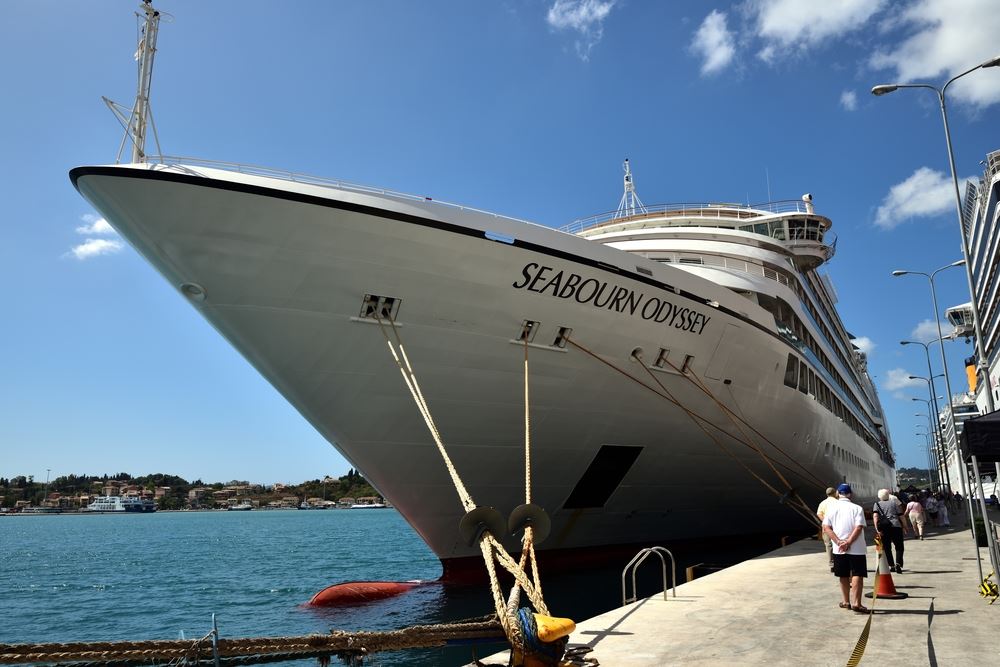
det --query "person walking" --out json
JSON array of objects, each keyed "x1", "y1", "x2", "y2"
[
  {"x1": 937, "y1": 493, "x2": 951, "y2": 527},
  {"x1": 873, "y1": 489, "x2": 906, "y2": 573},
  {"x1": 816, "y1": 487, "x2": 838, "y2": 571},
  {"x1": 906, "y1": 496, "x2": 926, "y2": 540},
  {"x1": 822, "y1": 483, "x2": 869, "y2": 613},
  {"x1": 924, "y1": 493, "x2": 939, "y2": 527}
]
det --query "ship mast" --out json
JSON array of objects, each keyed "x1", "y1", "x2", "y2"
[
  {"x1": 104, "y1": 1, "x2": 162, "y2": 163},
  {"x1": 615, "y1": 158, "x2": 647, "y2": 219}
]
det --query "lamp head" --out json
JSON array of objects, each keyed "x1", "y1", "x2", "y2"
[
  {"x1": 891, "y1": 269, "x2": 908, "y2": 276},
  {"x1": 908, "y1": 375, "x2": 921, "y2": 380},
  {"x1": 872, "y1": 84, "x2": 898, "y2": 96},
  {"x1": 951, "y1": 259, "x2": 967, "y2": 267},
  {"x1": 900, "y1": 340, "x2": 912, "y2": 346},
  {"x1": 982, "y1": 55, "x2": 1000, "y2": 68}
]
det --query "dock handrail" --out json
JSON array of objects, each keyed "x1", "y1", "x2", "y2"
[{"x1": 622, "y1": 546, "x2": 677, "y2": 606}]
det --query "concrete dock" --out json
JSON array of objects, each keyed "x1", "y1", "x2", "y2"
[{"x1": 477, "y1": 507, "x2": 1000, "y2": 666}]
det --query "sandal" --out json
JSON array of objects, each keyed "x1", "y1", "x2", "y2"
[
  {"x1": 839, "y1": 602, "x2": 851, "y2": 609},
  {"x1": 852, "y1": 605, "x2": 870, "y2": 614}
]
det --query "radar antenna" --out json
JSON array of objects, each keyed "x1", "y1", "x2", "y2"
[
  {"x1": 103, "y1": 1, "x2": 163, "y2": 163},
  {"x1": 615, "y1": 158, "x2": 647, "y2": 219}
]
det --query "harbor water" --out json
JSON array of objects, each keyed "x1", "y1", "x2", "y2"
[{"x1": 2, "y1": 509, "x2": 794, "y2": 665}]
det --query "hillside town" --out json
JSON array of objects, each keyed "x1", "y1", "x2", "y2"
[{"x1": 0, "y1": 469, "x2": 385, "y2": 512}]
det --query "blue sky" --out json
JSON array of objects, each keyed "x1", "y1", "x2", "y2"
[{"x1": 3, "y1": 0, "x2": 1000, "y2": 485}]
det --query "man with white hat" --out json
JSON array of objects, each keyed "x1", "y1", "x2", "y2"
[{"x1": 822, "y1": 483, "x2": 869, "y2": 613}]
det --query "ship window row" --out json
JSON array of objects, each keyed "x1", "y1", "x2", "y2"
[
  {"x1": 758, "y1": 262, "x2": 872, "y2": 417},
  {"x1": 784, "y1": 354, "x2": 888, "y2": 462},
  {"x1": 794, "y1": 273, "x2": 867, "y2": 402},
  {"x1": 736, "y1": 218, "x2": 826, "y2": 243},
  {"x1": 824, "y1": 442, "x2": 872, "y2": 471},
  {"x1": 762, "y1": 294, "x2": 867, "y2": 420}
]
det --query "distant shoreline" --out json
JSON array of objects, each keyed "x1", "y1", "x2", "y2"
[{"x1": 0, "y1": 507, "x2": 394, "y2": 516}]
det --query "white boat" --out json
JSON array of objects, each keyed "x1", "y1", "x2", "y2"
[
  {"x1": 70, "y1": 3, "x2": 894, "y2": 577},
  {"x1": 86, "y1": 496, "x2": 157, "y2": 513},
  {"x1": 227, "y1": 500, "x2": 253, "y2": 511}
]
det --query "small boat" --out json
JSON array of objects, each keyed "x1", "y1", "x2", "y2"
[
  {"x1": 20, "y1": 506, "x2": 62, "y2": 514},
  {"x1": 227, "y1": 500, "x2": 253, "y2": 511}
]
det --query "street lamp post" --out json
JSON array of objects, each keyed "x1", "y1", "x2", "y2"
[
  {"x1": 875, "y1": 55, "x2": 1000, "y2": 416},
  {"x1": 911, "y1": 396, "x2": 949, "y2": 489},
  {"x1": 902, "y1": 331, "x2": 956, "y2": 489},
  {"x1": 915, "y1": 433, "x2": 936, "y2": 490},
  {"x1": 914, "y1": 419, "x2": 940, "y2": 490},
  {"x1": 894, "y1": 259, "x2": 968, "y2": 494},
  {"x1": 908, "y1": 374, "x2": 950, "y2": 490}
]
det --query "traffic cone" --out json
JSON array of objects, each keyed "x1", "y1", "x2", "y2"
[{"x1": 865, "y1": 537, "x2": 907, "y2": 600}]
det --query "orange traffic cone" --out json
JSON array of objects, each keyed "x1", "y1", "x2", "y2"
[{"x1": 866, "y1": 535, "x2": 907, "y2": 600}]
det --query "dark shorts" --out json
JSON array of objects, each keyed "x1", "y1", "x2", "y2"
[{"x1": 832, "y1": 553, "x2": 867, "y2": 578}]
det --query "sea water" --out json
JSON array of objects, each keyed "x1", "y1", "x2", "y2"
[
  {"x1": 1, "y1": 510, "x2": 493, "y2": 665},
  {"x1": 1, "y1": 510, "x2": 792, "y2": 665}
]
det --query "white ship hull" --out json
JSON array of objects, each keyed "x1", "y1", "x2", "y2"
[{"x1": 72, "y1": 163, "x2": 893, "y2": 572}]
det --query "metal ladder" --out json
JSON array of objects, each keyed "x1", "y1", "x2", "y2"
[{"x1": 621, "y1": 546, "x2": 677, "y2": 606}]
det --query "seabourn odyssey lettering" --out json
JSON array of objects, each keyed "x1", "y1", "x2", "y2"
[{"x1": 512, "y1": 262, "x2": 711, "y2": 335}]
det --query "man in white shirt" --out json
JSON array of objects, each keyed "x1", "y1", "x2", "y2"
[
  {"x1": 822, "y1": 483, "x2": 868, "y2": 613},
  {"x1": 816, "y1": 487, "x2": 838, "y2": 571}
]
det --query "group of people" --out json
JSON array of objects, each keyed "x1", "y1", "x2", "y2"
[{"x1": 814, "y1": 484, "x2": 961, "y2": 614}]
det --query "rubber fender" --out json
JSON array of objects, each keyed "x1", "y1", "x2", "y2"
[
  {"x1": 533, "y1": 614, "x2": 575, "y2": 643},
  {"x1": 307, "y1": 580, "x2": 421, "y2": 606}
]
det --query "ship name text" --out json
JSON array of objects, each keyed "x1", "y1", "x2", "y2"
[{"x1": 512, "y1": 262, "x2": 711, "y2": 335}]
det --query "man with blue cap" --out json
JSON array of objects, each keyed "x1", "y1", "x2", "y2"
[{"x1": 821, "y1": 483, "x2": 869, "y2": 613}]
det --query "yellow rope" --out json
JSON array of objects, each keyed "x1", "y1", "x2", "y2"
[
  {"x1": 846, "y1": 534, "x2": 881, "y2": 667},
  {"x1": 373, "y1": 314, "x2": 552, "y2": 647}
]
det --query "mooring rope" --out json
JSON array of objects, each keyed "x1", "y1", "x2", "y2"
[
  {"x1": 631, "y1": 349, "x2": 819, "y2": 526},
  {"x1": 565, "y1": 337, "x2": 820, "y2": 526},
  {"x1": 0, "y1": 618, "x2": 506, "y2": 665},
  {"x1": 654, "y1": 353, "x2": 822, "y2": 522},
  {"x1": 845, "y1": 534, "x2": 882, "y2": 667},
  {"x1": 373, "y1": 313, "x2": 553, "y2": 651}
]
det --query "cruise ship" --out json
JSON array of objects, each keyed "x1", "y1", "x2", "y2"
[
  {"x1": 70, "y1": 2, "x2": 894, "y2": 575},
  {"x1": 941, "y1": 147, "x2": 1000, "y2": 495}
]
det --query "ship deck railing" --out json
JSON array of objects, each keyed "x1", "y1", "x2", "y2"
[
  {"x1": 144, "y1": 154, "x2": 540, "y2": 228},
  {"x1": 561, "y1": 200, "x2": 814, "y2": 235}
]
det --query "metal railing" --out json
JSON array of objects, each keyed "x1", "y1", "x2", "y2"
[
  {"x1": 144, "y1": 155, "x2": 538, "y2": 227},
  {"x1": 622, "y1": 546, "x2": 677, "y2": 606},
  {"x1": 561, "y1": 200, "x2": 813, "y2": 235}
]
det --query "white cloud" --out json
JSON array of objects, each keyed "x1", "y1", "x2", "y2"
[
  {"x1": 870, "y1": 0, "x2": 1000, "y2": 108},
  {"x1": 68, "y1": 238, "x2": 124, "y2": 260},
  {"x1": 910, "y1": 319, "x2": 949, "y2": 343},
  {"x1": 874, "y1": 167, "x2": 965, "y2": 229},
  {"x1": 753, "y1": 0, "x2": 886, "y2": 61},
  {"x1": 884, "y1": 367, "x2": 924, "y2": 392},
  {"x1": 691, "y1": 10, "x2": 736, "y2": 76},
  {"x1": 546, "y1": 0, "x2": 617, "y2": 61},
  {"x1": 75, "y1": 214, "x2": 116, "y2": 236},
  {"x1": 840, "y1": 90, "x2": 858, "y2": 111},
  {"x1": 853, "y1": 336, "x2": 876, "y2": 355}
]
